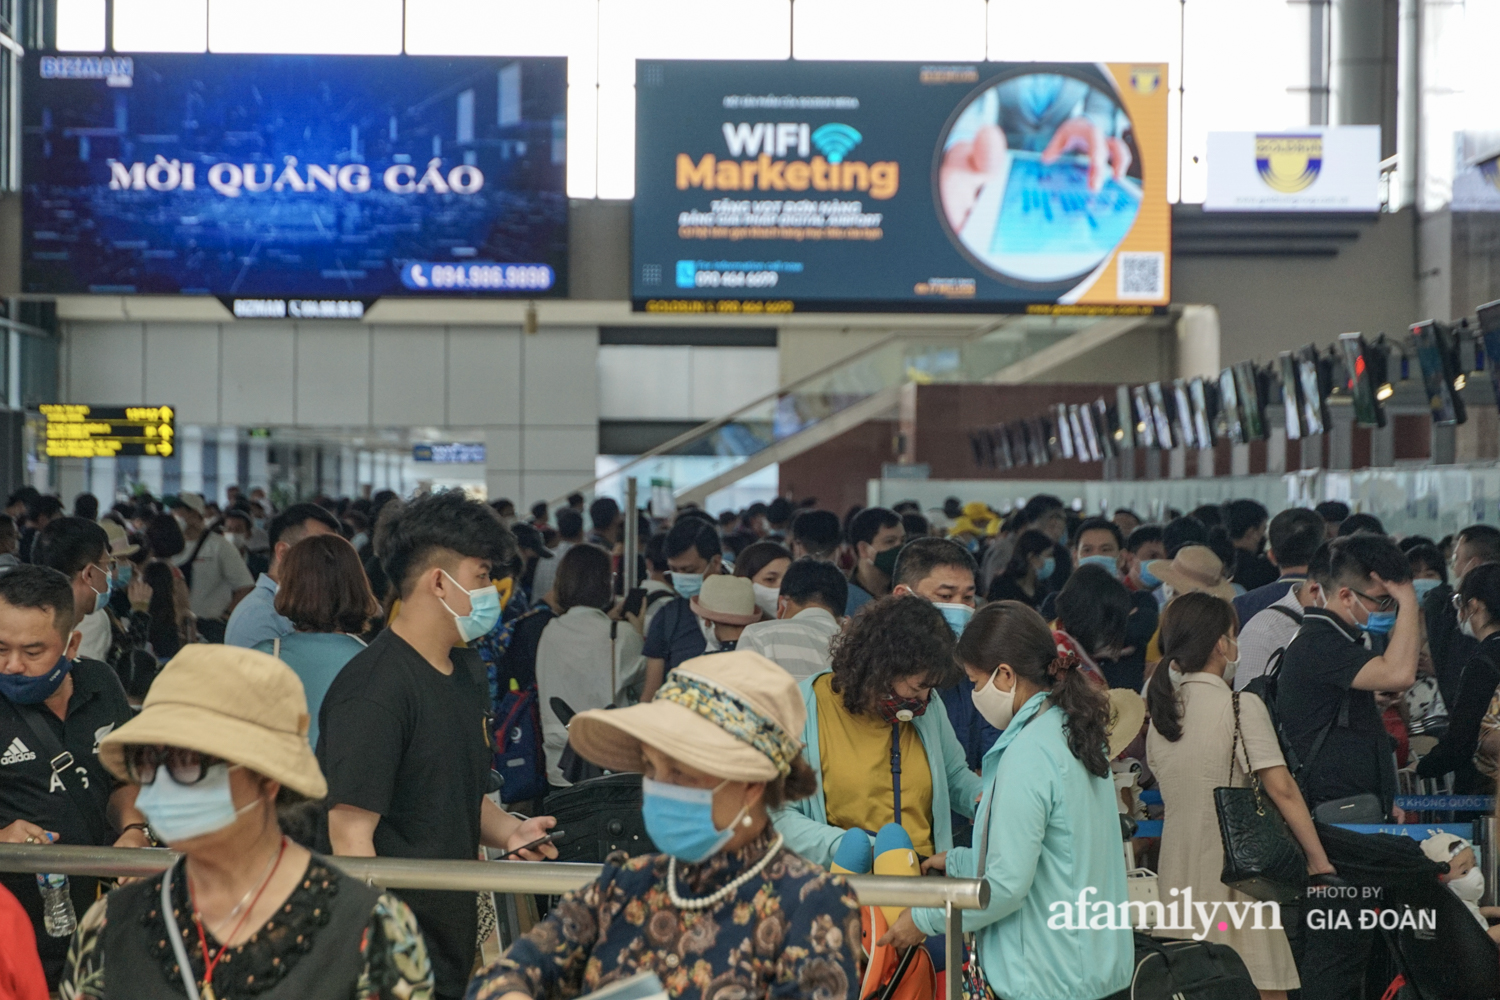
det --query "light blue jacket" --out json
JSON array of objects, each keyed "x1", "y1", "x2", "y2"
[
  {"x1": 772, "y1": 670, "x2": 983, "y2": 866},
  {"x1": 912, "y1": 692, "x2": 1132, "y2": 1000}
]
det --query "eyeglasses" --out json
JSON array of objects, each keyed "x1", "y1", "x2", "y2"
[
  {"x1": 1349, "y1": 588, "x2": 1396, "y2": 613},
  {"x1": 124, "y1": 745, "x2": 226, "y2": 786}
]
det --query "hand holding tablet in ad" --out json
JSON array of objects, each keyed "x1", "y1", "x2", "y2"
[
  {"x1": 1040, "y1": 116, "x2": 1134, "y2": 194},
  {"x1": 939, "y1": 123, "x2": 1008, "y2": 232}
]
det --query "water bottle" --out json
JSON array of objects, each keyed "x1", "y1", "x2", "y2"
[{"x1": 36, "y1": 872, "x2": 76, "y2": 937}]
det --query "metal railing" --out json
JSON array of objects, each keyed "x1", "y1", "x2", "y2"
[{"x1": 0, "y1": 844, "x2": 988, "y2": 1000}]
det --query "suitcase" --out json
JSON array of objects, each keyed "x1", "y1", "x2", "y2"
[{"x1": 545, "y1": 773, "x2": 656, "y2": 865}]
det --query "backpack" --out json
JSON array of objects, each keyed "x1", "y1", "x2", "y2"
[
  {"x1": 545, "y1": 773, "x2": 656, "y2": 864},
  {"x1": 1130, "y1": 934, "x2": 1258, "y2": 1000},
  {"x1": 492, "y1": 683, "x2": 546, "y2": 804}
]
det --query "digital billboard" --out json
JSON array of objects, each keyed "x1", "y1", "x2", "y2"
[
  {"x1": 23, "y1": 54, "x2": 567, "y2": 298},
  {"x1": 633, "y1": 60, "x2": 1169, "y2": 314}
]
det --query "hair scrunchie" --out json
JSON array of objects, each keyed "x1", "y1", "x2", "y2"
[{"x1": 1048, "y1": 649, "x2": 1081, "y2": 680}]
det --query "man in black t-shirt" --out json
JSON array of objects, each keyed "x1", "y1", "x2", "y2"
[
  {"x1": 641, "y1": 517, "x2": 723, "y2": 701},
  {"x1": 0, "y1": 565, "x2": 146, "y2": 988},
  {"x1": 318, "y1": 492, "x2": 557, "y2": 1000},
  {"x1": 1276, "y1": 533, "x2": 1419, "y2": 1000}
]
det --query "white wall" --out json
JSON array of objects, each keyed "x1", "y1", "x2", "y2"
[{"x1": 59, "y1": 320, "x2": 599, "y2": 506}]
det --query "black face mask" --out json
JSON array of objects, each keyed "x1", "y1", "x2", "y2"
[{"x1": 873, "y1": 545, "x2": 902, "y2": 577}]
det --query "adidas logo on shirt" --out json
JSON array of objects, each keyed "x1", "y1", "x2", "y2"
[{"x1": 0, "y1": 737, "x2": 36, "y2": 766}]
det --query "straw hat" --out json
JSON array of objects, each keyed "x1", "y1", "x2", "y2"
[
  {"x1": 100, "y1": 519, "x2": 139, "y2": 558},
  {"x1": 690, "y1": 575, "x2": 763, "y2": 626},
  {"x1": 99, "y1": 645, "x2": 326, "y2": 798},
  {"x1": 1145, "y1": 545, "x2": 1235, "y2": 601},
  {"x1": 568, "y1": 651, "x2": 805, "y2": 783},
  {"x1": 1106, "y1": 689, "x2": 1147, "y2": 760}
]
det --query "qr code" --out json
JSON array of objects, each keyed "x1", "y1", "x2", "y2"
[{"x1": 1117, "y1": 252, "x2": 1165, "y2": 299}]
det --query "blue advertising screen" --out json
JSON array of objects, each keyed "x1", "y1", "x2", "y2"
[
  {"x1": 633, "y1": 60, "x2": 1170, "y2": 315},
  {"x1": 24, "y1": 54, "x2": 567, "y2": 298}
]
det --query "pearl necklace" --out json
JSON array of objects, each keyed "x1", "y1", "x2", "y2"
[{"x1": 667, "y1": 833, "x2": 784, "y2": 911}]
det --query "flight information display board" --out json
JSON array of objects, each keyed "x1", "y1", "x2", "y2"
[
  {"x1": 40, "y1": 404, "x2": 176, "y2": 458},
  {"x1": 23, "y1": 54, "x2": 567, "y2": 299},
  {"x1": 633, "y1": 60, "x2": 1170, "y2": 315}
]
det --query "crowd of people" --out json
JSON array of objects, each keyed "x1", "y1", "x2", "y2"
[{"x1": 0, "y1": 482, "x2": 1495, "y2": 1000}]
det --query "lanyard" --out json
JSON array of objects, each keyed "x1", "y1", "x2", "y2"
[{"x1": 889, "y1": 723, "x2": 903, "y2": 821}]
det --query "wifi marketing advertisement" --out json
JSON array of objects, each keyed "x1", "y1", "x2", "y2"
[
  {"x1": 23, "y1": 54, "x2": 568, "y2": 299},
  {"x1": 632, "y1": 60, "x2": 1170, "y2": 314}
]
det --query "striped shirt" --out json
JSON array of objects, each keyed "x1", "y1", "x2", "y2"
[
  {"x1": 737, "y1": 607, "x2": 840, "y2": 680},
  {"x1": 1234, "y1": 585, "x2": 1305, "y2": 691}
]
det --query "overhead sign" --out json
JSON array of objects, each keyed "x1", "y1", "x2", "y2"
[
  {"x1": 413, "y1": 442, "x2": 485, "y2": 463},
  {"x1": 23, "y1": 54, "x2": 567, "y2": 298},
  {"x1": 1204, "y1": 126, "x2": 1381, "y2": 211},
  {"x1": 40, "y1": 404, "x2": 176, "y2": 458},
  {"x1": 1453, "y1": 130, "x2": 1500, "y2": 212},
  {"x1": 632, "y1": 60, "x2": 1170, "y2": 314},
  {"x1": 226, "y1": 298, "x2": 371, "y2": 320}
]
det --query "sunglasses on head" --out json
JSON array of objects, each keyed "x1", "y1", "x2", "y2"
[{"x1": 124, "y1": 745, "x2": 228, "y2": 786}]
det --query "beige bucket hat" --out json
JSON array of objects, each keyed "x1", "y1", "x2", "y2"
[
  {"x1": 1145, "y1": 545, "x2": 1236, "y2": 601},
  {"x1": 690, "y1": 575, "x2": 763, "y2": 627},
  {"x1": 568, "y1": 651, "x2": 805, "y2": 783},
  {"x1": 99, "y1": 645, "x2": 327, "y2": 798}
]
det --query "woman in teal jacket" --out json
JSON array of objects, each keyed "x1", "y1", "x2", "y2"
[{"x1": 884, "y1": 600, "x2": 1133, "y2": 1000}]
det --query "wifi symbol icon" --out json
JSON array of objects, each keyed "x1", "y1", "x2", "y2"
[{"x1": 812, "y1": 123, "x2": 863, "y2": 164}]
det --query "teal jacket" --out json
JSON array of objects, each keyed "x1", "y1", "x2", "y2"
[
  {"x1": 912, "y1": 692, "x2": 1132, "y2": 1000},
  {"x1": 772, "y1": 670, "x2": 983, "y2": 866}
]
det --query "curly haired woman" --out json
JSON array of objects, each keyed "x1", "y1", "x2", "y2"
[{"x1": 771, "y1": 594, "x2": 983, "y2": 866}]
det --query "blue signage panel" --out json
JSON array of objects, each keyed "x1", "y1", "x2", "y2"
[
  {"x1": 24, "y1": 54, "x2": 567, "y2": 298},
  {"x1": 413, "y1": 443, "x2": 486, "y2": 463}
]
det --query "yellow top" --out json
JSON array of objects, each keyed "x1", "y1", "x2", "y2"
[{"x1": 813, "y1": 673, "x2": 935, "y2": 856}]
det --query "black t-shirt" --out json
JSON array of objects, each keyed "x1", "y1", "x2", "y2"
[
  {"x1": 1233, "y1": 550, "x2": 1280, "y2": 591},
  {"x1": 0, "y1": 658, "x2": 133, "y2": 984},
  {"x1": 316, "y1": 628, "x2": 491, "y2": 1000},
  {"x1": 1276, "y1": 608, "x2": 1391, "y2": 809},
  {"x1": 642, "y1": 596, "x2": 707, "y2": 672}
]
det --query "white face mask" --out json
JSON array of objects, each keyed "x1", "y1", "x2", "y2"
[
  {"x1": 1223, "y1": 636, "x2": 1240, "y2": 685},
  {"x1": 1449, "y1": 865, "x2": 1484, "y2": 902},
  {"x1": 1461, "y1": 614, "x2": 1478, "y2": 640},
  {"x1": 751, "y1": 582, "x2": 780, "y2": 620},
  {"x1": 971, "y1": 667, "x2": 1016, "y2": 730}
]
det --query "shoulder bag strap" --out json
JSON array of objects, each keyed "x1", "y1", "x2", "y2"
[
  {"x1": 1269, "y1": 605, "x2": 1304, "y2": 625},
  {"x1": 14, "y1": 705, "x2": 112, "y2": 845},
  {"x1": 1228, "y1": 692, "x2": 1243, "y2": 785},
  {"x1": 161, "y1": 859, "x2": 203, "y2": 1000},
  {"x1": 272, "y1": 636, "x2": 281, "y2": 660},
  {"x1": 889, "y1": 724, "x2": 902, "y2": 822},
  {"x1": 609, "y1": 619, "x2": 619, "y2": 705},
  {"x1": 1298, "y1": 688, "x2": 1350, "y2": 787}
]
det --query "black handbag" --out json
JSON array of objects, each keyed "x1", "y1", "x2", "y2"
[
  {"x1": 1130, "y1": 933, "x2": 1258, "y2": 1000},
  {"x1": 1213, "y1": 692, "x2": 1308, "y2": 904}
]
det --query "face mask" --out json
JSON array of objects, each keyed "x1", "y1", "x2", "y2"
[
  {"x1": 1363, "y1": 610, "x2": 1396, "y2": 636},
  {"x1": 933, "y1": 601, "x2": 974, "y2": 637},
  {"x1": 672, "y1": 572, "x2": 704, "y2": 600},
  {"x1": 1412, "y1": 578, "x2": 1441, "y2": 604},
  {"x1": 135, "y1": 764, "x2": 258, "y2": 843},
  {"x1": 751, "y1": 583, "x2": 780, "y2": 620},
  {"x1": 1223, "y1": 637, "x2": 1240, "y2": 686},
  {"x1": 1449, "y1": 866, "x2": 1485, "y2": 903},
  {"x1": 876, "y1": 693, "x2": 928, "y2": 724},
  {"x1": 88, "y1": 577, "x2": 110, "y2": 614},
  {"x1": 439, "y1": 571, "x2": 503, "y2": 642},
  {"x1": 873, "y1": 545, "x2": 901, "y2": 578},
  {"x1": 965, "y1": 538, "x2": 981, "y2": 555},
  {"x1": 971, "y1": 667, "x2": 1015, "y2": 729},
  {"x1": 1138, "y1": 564, "x2": 1162, "y2": 589},
  {"x1": 227, "y1": 532, "x2": 247, "y2": 551},
  {"x1": 116, "y1": 564, "x2": 133, "y2": 588},
  {"x1": 1079, "y1": 554, "x2": 1121, "y2": 579},
  {"x1": 1461, "y1": 614, "x2": 1478, "y2": 640},
  {"x1": 350, "y1": 532, "x2": 368, "y2": 552},
  {"x1": 0, "y1": 655, "x2": 74, "y2": 706},
  {"x1": 1036, "y1": 556, "x2": 1056, "y2": 581},
  {"x1": 641, "y1": 775, "x2": 743, "y2": 863}
]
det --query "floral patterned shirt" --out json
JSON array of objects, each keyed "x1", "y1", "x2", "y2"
[
  {"x1": 467, "y1": 829, "x2": 864, "y2": 1000},
  {"x1": 58, "y1": 861, "x2": 434, "y2": 1000}
]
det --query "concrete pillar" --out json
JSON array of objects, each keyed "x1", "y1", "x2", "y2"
[
  {"x1": 1196, "y1": 449, "x2": 1215, "y2": 478},
  {"x1": 55, "y1": 460, "x2": 87, "y2": 506},
  {"x1": 216, "y1": 428, "x2": 238, "y2": 504},
  {"x1": 1433, "y1": 424, "x2": 1457, "y2": 465},
  {"x1": 247, "y1": 440, "x2": 269, "y2": 491},
  {"x1": 89, "y1": 457, "x2": 117, "y2": 505},
  {"x1": 1231, "y1": 443, "x2": 1251, "y2": 477},
  {"x1": 1327, "y1": 404, "x2": 1355, "y2": 469},
  {"x1": 357, "y1": 451, "x2": 374, "y2": 490},
  {"x1": 137, "y1": 456, "x2": 164, "y2": 496},
  {"x1": 1267, "y1": 407, "x2": 1288, "y2": 475},
  {"x1": 1168, "y1": 449, "x2": 1186, "y2": 479},
  {"x1": 1176, "y1": 305, "x2": 1221, "y2": 380},
  {"x1": 340, "y1": 446, "x2": 357, "y2": 498},
  {"x1": 179, "y1": 425, "x2": 204, "y2": 495},
  {"x1": 1301, "y1": 434, "x2": 1324, "y2": 471},
  {"x1": 1370, "y1": 420, "x2": 1395, "y2": 466},
  {"x1": 1333, "y1": 0, "x2": 1398, "y2": 155}
]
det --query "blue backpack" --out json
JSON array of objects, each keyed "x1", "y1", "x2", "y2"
[{"x1": 492, "y1": 682, "x2": 546, "y2": 804}]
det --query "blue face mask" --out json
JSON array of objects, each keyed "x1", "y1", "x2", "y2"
[
  {"x1": 135, "y1": 763, "x2": 258, "y2": 843},
  {"x1": 1412, "y1": 578, "x2": 1441, "y2": 604},
  {"x1": 672, "y1": 572, "x2": 704, "y2": 600},
  {"x1": 933, "y1": 602, "x2": 974, "y2": 636},
  {"x1": 641, "y1": 775, "x2": 743, "y2": 863},
  {"x1": 1363, "y1": 610, "x2": 1397, "y2": 636},
  {"x1": 1079, "y1": 554, "x2": 1121, "y2": 578},
  {"x1": 116, "y1": 563, "x2": 133, "y2": 588},
  {"x1": 0, "y1": 655, "x2": 74, "y2": 706},
  {"x1": 1139, "y1": 564, "x2": 1164, "y2": 589},
  {"x1": 440, "y1": 571, "x2": 502, "y2": 642},
  {"x1": 87, "y1": 569, "x2": 110, "y2": 613},
  {"x1": 1036, "y1": 556, "x2": 1056, "y2": 580}
]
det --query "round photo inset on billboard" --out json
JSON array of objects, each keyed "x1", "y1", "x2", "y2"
[{"x1": 934, "y1": 67, "x2": 1144, "y2": 290}]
